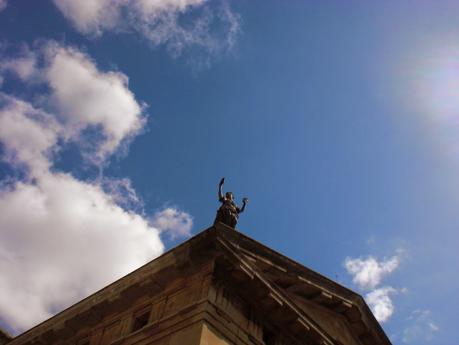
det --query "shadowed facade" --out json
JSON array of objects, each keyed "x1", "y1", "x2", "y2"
[{"x1": 5, "y1": 224, "x2": 392, "y2": 345}]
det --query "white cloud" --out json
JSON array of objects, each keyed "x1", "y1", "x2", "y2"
[
  {"x1": 0, "y1": 94, "x2": 59, "y2": 174},
  {"x1": 1, "y1": 42, "x2": 146, "y2": 165},
  {"x1": 0, "y1": 94, "x2": 163, "y2": 332},
  {"x1": 365, "y1": 286, "x2": 397, "y2": 323},
  {"x1": 51, "y1": 0, "x2": 121, "y2": 36},
  {"x1": 0, "y1": 52, "x2": 37, "y2": 81},
  {"x1": 0, "y1": 171, "x2": 164, "y2": 332},
  {"x1": 0, "y1": 43, "x2": 193, "y2": 334},
  {"x1": 403, "y1": 310, "x2": 439, "y2": 343},
  {"x1": 152, "y1": 207, "x2": 193, "y2": 240},
  {"x1": 53, "y1": 0, "x2": 241, "y2": 58},
  {"x1": 344, "y1": 255, "x2": 400, "y2": 290},
  {"x1": 44, "y1": 44, "x2": 145, "y2": 163},
  {"x1": 0, "y1": 0, "x2": 6, "y2": 12},
  {"x1": 344, "y1": 252, "x2": 403, "y2": 323}
]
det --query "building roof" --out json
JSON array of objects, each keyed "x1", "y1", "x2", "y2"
[
  {"x1": 0, "y1": 327, "x2": 12, "y2": 344},
  {"x1": 8, "y1": 223, "x2": 391, "y2": 345}
]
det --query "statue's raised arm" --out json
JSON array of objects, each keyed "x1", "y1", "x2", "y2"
[{"x1": 218, "y1": 177, "x2": 225, "y2": 202}]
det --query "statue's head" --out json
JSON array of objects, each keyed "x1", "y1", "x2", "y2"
[{"x1": 225, "y1": 192, "x2": 234, "y2": 200}]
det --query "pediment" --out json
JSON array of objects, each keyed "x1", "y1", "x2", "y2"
[{"x1": 214, "y1": 223, "x2": 391, "y2": 345}]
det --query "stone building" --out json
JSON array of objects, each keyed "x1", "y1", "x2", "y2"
[
  {"x1": 5, "y1": 223, "x2": 392, "y2": 345},
  {"x1": 0, "y1": 329, "x2": 11, "y2": 345}
]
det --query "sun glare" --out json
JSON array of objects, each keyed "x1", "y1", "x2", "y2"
[{"x1": 414, "y1": 44, "x2": 459, "y2": 122}]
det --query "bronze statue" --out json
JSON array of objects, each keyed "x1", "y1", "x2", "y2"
[{"x1": 214, "y1": 177, "x2": 248, "y2": 228}]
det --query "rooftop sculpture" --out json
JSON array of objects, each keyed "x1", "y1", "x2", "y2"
[{"x1": 214, "y1": 177, "x2": 248, "y2": 228}]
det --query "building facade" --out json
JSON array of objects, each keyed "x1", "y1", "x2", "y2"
[{"x1": 5, "y1": 224, "x2": 392, "y2": 345}]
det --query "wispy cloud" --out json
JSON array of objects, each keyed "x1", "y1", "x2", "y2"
[
  {"x1": 403, "y1": 309, "x2": 439, "y2": 343},
  {"x1": 0, "y1": 0, "x2": 6, "y2": 12},
  {"x1": 53, "y1": 0, "x2": 241, "y2": 59},
  {"x1": 0, "y1": 50, "x2": 36, "y2": 81}
]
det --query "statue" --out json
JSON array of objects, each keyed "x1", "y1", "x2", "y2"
[{"x1": 214, "y1": 177, "x2": 248, "y2": 228}]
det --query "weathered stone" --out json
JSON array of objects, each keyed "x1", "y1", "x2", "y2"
[{"x1": 5, "y1": 224, "x2": 391, "y2": 345}]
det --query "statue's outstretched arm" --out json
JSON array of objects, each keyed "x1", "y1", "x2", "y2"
[
  {"x1": 218, "y1": 177, "x2": 225, "y2": 201},
  {"x1": 238, "y1": 197, "x2": 248, "y2": 213}
]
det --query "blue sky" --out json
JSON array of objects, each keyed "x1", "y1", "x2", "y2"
[{"x1": 0, "y1": 1, "x2": 458, "y2": 344}]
